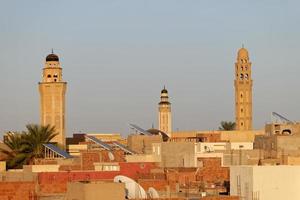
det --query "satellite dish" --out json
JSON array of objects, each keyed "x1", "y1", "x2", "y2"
[
  {"x1": 108, "y1": 151, "x2": 115, "y2": 161},
  {"x1": 114, "y1": 175, "x2": 147, "y2": 199},
  {"x1": 148, "y1": 187, "x2": 159, "y2": 199}
]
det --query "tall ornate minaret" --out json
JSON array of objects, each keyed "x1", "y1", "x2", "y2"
[
  {"x1": 39, "y1": 52, "x2": 67, "y2": 148},
  {"x1": 158, "y1": 87, "x2": 172, "y2": 137},
  {"x1": 234, "y1": 46, "x2": 253, "y2": 130}
]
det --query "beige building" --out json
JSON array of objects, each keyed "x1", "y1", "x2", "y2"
[
  {"x1": 171, "y1": 129, "x2": 264, "y2": 143},
  {"x1": 254, "y1": 122, "x2": 300, "y2": 159},
  {"x1": 230, "y1": 165, "x2": 300, "y2": 200},
  {"x1": 158, "y1": 87, "x2": 172, "y2": 137},
  {"x1": 234, "y1": 47, "x2": 253, "y2": 130},
  {"x1": 39, "y1": 52, "x2": 67, "y2": 148},
  {"x1": 127, "y1": 134, "x2": 162, "y2": 154},
  {"x1": 152, "y1": 141, "x2": 259, "y2": 167}
]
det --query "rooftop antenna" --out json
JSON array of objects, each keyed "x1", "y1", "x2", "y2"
[
  {"x1": 151, "y1": 123, "x2": 154, "y2": 129},
  {"x1": 51, "y1": 48, "x2": 54, "y2": 54}
]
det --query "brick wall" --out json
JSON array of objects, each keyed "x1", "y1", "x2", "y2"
[
  {"x1": 38, "y1": 162, "x2": 158, "y2": 193},
  {"x1": 196, "y1": 158, "x2": 229, "y2": 183},
  {"x1": 0, "y1": 182, "x2": 36, "y2": 200},
  {"x1": 81, "y1": 151, "x2": 101, "y2": 170}
]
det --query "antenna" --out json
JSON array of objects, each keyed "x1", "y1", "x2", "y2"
[{"x1": 51, "y1": 48, "x2": 54, "y2": 54}]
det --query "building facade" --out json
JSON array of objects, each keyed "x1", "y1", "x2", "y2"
[
  {"x1": 39, "y1": 53, "x2": 67, "y2": 148},
  {"x1": 158, "y1": 87, "x2": 172, "y2": 137},
  {"x1": 234, "y1": 47, "x2": 253, "y2": 130}
]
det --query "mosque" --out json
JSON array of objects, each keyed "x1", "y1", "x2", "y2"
[{"x1": 38, "y1": 47, "x2": 256, "y2": 148}]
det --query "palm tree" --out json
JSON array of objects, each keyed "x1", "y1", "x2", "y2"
[
  {"x1": 23, "y1": 124, "x2": 58, "y2": 163},
  {"x1": 0, "y1": 124, "x2": 58, "y2": 168},
  {"x1": 0, "y1": 132, "x2": 29, "y2": 169},
  {"x1": 218, "y1": 121, "x2": 236, "y2": 131}
]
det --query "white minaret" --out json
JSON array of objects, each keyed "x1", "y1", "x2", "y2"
[{"x1": 158, "y1": 86, "x2": 172, "y2": 137}]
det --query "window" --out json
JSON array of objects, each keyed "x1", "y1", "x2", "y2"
[
  {"x1": 241, "y1": 108, "x2": 243, "y2": 113},
  {"x1": 53, "y1": 74, "x2": 58, "y2": 78},
  {"x1": 241, "y1": 122, "x2": 244, "y2": 126},
  {"x1": 245, "y1": 74, "x2": 249, "y2": 80},
  {"x1": 241, "y1": 66, "x2": 243, "y2": 71},
  {"x1": 47, "y1": 74, "x2": 51, "y2": 78},
  {"x1": 240, "y1": 74, "x2": 244, "y2": 80}
]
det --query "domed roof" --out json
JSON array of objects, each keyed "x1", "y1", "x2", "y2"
[
  {"x1": 46, "y1": 53, "x2": 59, "y2": 62},
  {"x1": 237, "y1": 47, "x2": 249, "y2": 59},
  {"x1": 147, "y1": 128, "x2": 169, "y2": 141},
  {"x1": 161, "y1": 86, "x2": 168, "y2": 94}
]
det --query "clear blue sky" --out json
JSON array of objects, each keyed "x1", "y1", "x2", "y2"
[{"x1": 1, "y1": 0, "x2": 300, "y2": 137}]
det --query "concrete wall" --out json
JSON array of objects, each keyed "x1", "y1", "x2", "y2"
[
  {"x1": 126, "y1": 154, "x2": 161, "y2": 163},
  {"x1": 221, "y1": 149, "x2": 260, "y2": 166},
  {"x1": 171, "y1": 130, "x2": 263, "y2": 143},
  {"x1": 128, "y1": 134, "x2": 162, "y2": 154},
  {"x1": 231, "y1": 166, "x2": 300, "y2": 200},
  {"x1": 23, "y1": 165, "x2": 59, "y2": 172},
  {"x1": 66, "y1": 182, "x2": 125, "y2": 200},
  {"x1": 159, "y1": 142, "x2": 195, "y2": 167},
  {"x1": 230, "y1": 142, "x2": 253, "y2": 150},
  {"x1": 196, "y1": 142, "x2": 228, "y2": 153}
]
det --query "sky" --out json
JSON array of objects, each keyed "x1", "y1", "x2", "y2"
[{"x1": 0, "y1": 0, "x2": 300, "y2": 137}]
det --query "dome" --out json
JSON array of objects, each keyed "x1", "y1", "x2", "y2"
[
  {"x1": 161, "y1": 87, "x2": 168, "y2": 94},
  {"x1": 237, "y1": 47, "x2": 249, "y2": 59},
  {"x1": 147, "y1": 128, "x2": 169, "y2": 141},
  {"x1": 46, "y1": 53, "x2": 59, "y2": 62}
]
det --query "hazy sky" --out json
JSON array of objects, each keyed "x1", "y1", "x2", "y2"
[{"x1": 1, "y1": 1, "x2": 300, "y2": 137}]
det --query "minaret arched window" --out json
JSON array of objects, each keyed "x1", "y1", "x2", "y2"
[{"x1": 240, "y1": 74, "x2": 244, "y2": 80}]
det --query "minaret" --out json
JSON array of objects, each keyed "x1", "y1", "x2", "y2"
[
  {"x1": 234, "y1": 46, "x2": 253, "y2": 130},
  {"x1": 158, "y1": 86, "x2": 172, "y2": 137},
  {"x1": 39, "y1": 52, "x2": 67, "y2": 148}
]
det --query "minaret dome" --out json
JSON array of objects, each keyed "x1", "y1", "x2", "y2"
[
  {"x1": 237, "y1": 47, "x2": 249, "y2": 60},
  {"x1": 46, "y1": 53, "x2": 59, "y2": 62}
]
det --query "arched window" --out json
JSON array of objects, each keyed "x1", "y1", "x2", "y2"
[
  {"x1": 240, "y1": 74, "x2": 244, "y2": 80},
  {"x1": 47, "y1": 74, "x2": 51, "y2": 78},
  {"x1": 245, "y1": 74, "x2": 249, "y2": 80}
]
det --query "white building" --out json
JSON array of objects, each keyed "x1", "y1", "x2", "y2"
[{"x1": 230, "y1": 165, "x2": 300, "y2": 200}]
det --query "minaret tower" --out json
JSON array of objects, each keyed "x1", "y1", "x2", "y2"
[
  {"x1": 158, "y1": 86, "x2": 172, "y2": 137},
  {"x1": 39, "y1": 51, "x2": 67, "y2": 148},
  {"x1": 234, "y1": 46, "x2": 253, "y2": 130}
]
